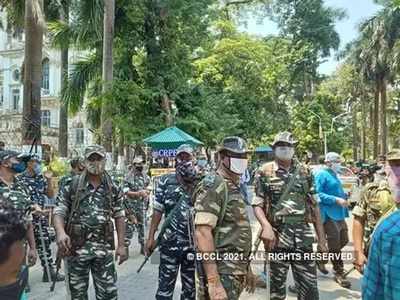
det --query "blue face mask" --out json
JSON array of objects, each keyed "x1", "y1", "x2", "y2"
[
  {"x1": 33, "y1": 163, "x2": 42, "y2": 175},
  {"x1": 11, "y1": 161, "x2": 27, "y2": 173}
]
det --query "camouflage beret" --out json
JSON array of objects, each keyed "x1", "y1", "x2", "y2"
[
  {"x1": 387, "y1": 149, "x2": 400, "y2": 161},
  {"x1": 84, "y1": 145, "x2": 106, "y2": 159}
]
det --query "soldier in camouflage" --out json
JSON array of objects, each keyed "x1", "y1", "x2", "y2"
[
  {"x1": 194, "y1": 137, "x2": 256, "y2": 300},
  {"x1": 53, "y1": 145, "x2": 128, "y2": 300},
  {"x1": 145, "y1": 144, "x2": 197, "y2": 300},
  {"x1": 352, "y1": 149, "x2": 400, "y2": 274},
  {"x1": 122, "y1": 156, "x2": 150, "y2": 254},
  {"x1": 253, "y1": 132, "x2": 327, "y2": 300},
  {"x1": 19, "y1": 155, "x2": 65, "y2": 282},
  {"x1": 0, "y1": 151, "x2": 37, "y2": 274}
]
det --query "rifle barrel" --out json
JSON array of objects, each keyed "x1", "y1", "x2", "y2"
[{"x1": 137, "y1": 255, "x2": 151, "y2": 273}]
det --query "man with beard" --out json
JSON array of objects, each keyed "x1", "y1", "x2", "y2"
[
  {"x1": 194, "y1": 137, "x2": 255, "y2": 300},
  {"x1": 19, "y1": 155, "x2": 64, "y2": 282},
  {"x1": 145, "y1": 144, "x2": 198, "y2": 300},
  {"x1": 362, "y1": 150, "x2": 400, "y2": 299},
  {"x1": 253, "y1": 132, "x2": 327, "y2": 300},
  {"x1": 353, "y1": 149, "x2": 400, "y2": 275},
  {"x1": 123, "y1": 157, "x2": 150, "y2": 254},
  {"x1": 53, "y1": 145, "x2": 128, "y2": 300}
]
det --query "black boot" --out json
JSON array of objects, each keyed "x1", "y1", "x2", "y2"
[
  {"x1": 334, "y1": 273, "x2": 351, "y2": 289},
  {"x1": 316, "y1": 260, "x2": 329, "y2": 275},
  {"x1": 42, "y1": 267, "x2": 65, "y2": 283}
]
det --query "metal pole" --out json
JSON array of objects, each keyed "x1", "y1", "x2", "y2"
[{"x1": 324, "y1": 132, "x2": 328, "y2": 156}]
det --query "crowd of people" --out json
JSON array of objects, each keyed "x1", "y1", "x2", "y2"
[{"x1": 0, "y1": 132, "x2": 399, "y2": 300}]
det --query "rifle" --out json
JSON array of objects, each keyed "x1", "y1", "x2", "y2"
[
  {"x1": 50, "y1": 172, "x2": 85, "y2": 291},
  {"x1": 187, "y1": 206, "x2": 210, "y2": 299},
  {"x1": 137, "y1": 194, "x2": 187, "y2": 273},
  {"x1": 37, "y1": 216, "x2": 52, "y2": 284},
  {"x1": 252, "y1": 228, "x2": 270, "y2": 299}
]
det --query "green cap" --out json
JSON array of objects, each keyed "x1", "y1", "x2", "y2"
[
  {"x1": 84, "y1": 145, "x2": 106, "y2": 159},
  {"x1": 387, "y1": 149, "x2": 400, "y2": 161}
]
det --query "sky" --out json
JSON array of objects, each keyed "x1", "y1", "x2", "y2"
[{"x1": 241, "y1": 0, "x2": 382, "y2": 75}]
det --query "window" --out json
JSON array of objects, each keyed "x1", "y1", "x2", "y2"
[
  {"x1": 42, "y1": 58, "x2": 50, "y2": 91},
  {"x1": 41, "y1": 110, "x2": 51, "y2": 127},
  {"x1": 75, "y1": 128, "x2": 85, "y2": 145},
  {"x1": 12, "y1": 88, "x2": 20, "y2": 111},
  {"x1": 12, "y1": 69, "x2": 21, "y2": 82}
]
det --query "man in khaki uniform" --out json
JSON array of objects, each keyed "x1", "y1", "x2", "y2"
[
  {"x1": 352, "y1": 149, "x2": 400, "y2": 274},
  {"x1": 194, "y1": 137, "x2": 255, "y2": 300}
]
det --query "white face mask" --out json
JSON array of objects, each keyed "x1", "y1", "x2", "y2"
[
  {"x1": 275, "y1": 147, "x2": 295, "y2": 161},
  {"x1": 229, "y1": 158, "x2": 248, "y2": 174}
]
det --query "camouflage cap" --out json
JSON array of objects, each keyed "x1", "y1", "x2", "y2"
[
  {"x1": 0, "y1": 150, "x2": 30, "y2": 163},
  {"x1": 84, "y1": 145, "x2": 106, "y2": 159},
  {"x1": 218, "y1": 136, "x2": 248, "y2": 155},
  {"x1": 176, "y1": 144, "x2": 194, "y2": 156},
  {"x1": 271, "y1": 131, "x2": 297, "y2": 147},
  {"x1": 387, "y1": 149, "x2": 400, "y2": 161}
]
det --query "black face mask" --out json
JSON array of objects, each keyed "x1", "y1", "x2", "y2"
[
  {"x1": 176, "y1": 160, "x2": 197, "y2": 183},
  {"x1": 135, "y1": 166, "x2": 144, "y2": 172}
]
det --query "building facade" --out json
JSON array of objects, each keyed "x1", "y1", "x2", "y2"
[{"x1": 0, "y1": 14, "x2": 92, "y2": 156}]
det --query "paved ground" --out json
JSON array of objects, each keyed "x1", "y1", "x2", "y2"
[{"x1": 29, "y1": 207, "x2": 362, "y2": 300}]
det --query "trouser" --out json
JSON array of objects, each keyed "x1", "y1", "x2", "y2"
[
  {"x1": 270, "y1": 247, "x2": 319, "y2": 300},
  {"x1": 125, "y1": 201, "x2": 145, "y2": 247},
  {"x1": 156, "y1": 245, "x2": 195, "y2": 300},
  {"x1": 66, "y1": 246, "x2": 117, "y2": 300},
  {"x1": 323, "y1": 218, "x2": 349, "y2": 274},
  {"x1": 33, "y1": 216, "x2": 54, "y2": 268}
]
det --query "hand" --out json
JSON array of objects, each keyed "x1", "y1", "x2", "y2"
[
  {"x1": 27, "y1": 248, "x2": 37, "y2": 267},
  {"x1": 244, "y1": 267, "x2": 256, "y2": 294},
  {"x1": 336, "y1": 198, "x2": 349, "y2": 208},
  {"x1": 208, "y1": 279, "x2": 228, "y2": 300},
  {"x1": 260, "y1": 224, "x2": 276, "y2": 251},
  {"x1": 56, "y1": 231, "x2": 72, "y2": 256},
  {"x1": 115, "y1": 246, "x2": 128, "y2": 265},
  {"x1": 31, "y1": 204, "x2": 43, "y2": 215},
  {"x1": 318, "y1": 241, "x2": 329, "y2": 254},
  {"x1": 354, "y1": 251, "x2": 367, "y2": 274},
  {"x1": 140, "y1": 190, "x2": 150, "y2": 197},
  {"x1": 145, "y1": 237, "x2": 156, "y2": 256}
]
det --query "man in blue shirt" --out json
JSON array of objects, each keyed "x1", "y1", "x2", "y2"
[
  {"x1": 362, "y1": 209, "x2": 400, "y2": 300},
  {"x1": 315, "y1": 152, "x2": 350, "y2": 288}
]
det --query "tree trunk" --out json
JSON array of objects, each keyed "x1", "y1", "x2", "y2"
[
  {"x1": 161, "y1": 94, "x2": 173, "y2": 126},
  {"x1": 101, "y1": 0, "x2": 115, "y2": 152},
  {"x1": 379, "y1": 77, "x2": 387, "y2": 156},
  {"x1": 22, "y1": 0, "x2": 44, "y2": 146},
  {"x1": 58, "y1": 1, "x2": 69, "y2": 157},
  {"x1": 361, "y1": 97, "x2": 367, "y2": 160},
  {"x1": 373, "y1": 83, "x2": 379, "y2": 159},
  {"x1": 352, "y1": 102, "x2": 358, "y2": 161}
]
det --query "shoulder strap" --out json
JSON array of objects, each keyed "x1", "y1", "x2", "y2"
[{"x1": 216, "y1": 180, "x2": 229, "y2": 229}]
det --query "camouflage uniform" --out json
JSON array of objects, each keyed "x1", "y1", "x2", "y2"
[
  {"x1": 153, "y1": 173, "x2": 195, "y2": 300},
  {"x1": 352, "y1": 179, "x2": 396, "y2": 252},
  {"x1": 19, "y1": 172, "x2": 54, "y2": 270},
  {"x1": 253, "y1": 161, "x2": 319, "y2": 300},
  {"x1": 122, "y1": 171, "x2": 150, "y2": 247},
  {"x1": 0, "y1": 177, "x2": 32, "y2": 222},
  {"x1": 54, "y1": 173, "x2": 125, "y2": 300},
  {"x1": 194, "y1": 172, "x2": 252, "y2": 300}
]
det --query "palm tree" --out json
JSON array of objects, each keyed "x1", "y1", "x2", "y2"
[
  {"x1": 101, "y1": 0, "x2": 115, "y2": 153},
  {"x1": 22, "y1": 0, "x2": 44, "y2": 146},
  {"x1": 353, "y1": 5, "x2": 400, "y2": 157}
]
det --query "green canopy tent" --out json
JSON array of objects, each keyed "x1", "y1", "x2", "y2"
[{"x1": 143, "y1": 126, "x2": 203, "y2": 150}]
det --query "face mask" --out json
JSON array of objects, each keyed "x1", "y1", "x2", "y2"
[
  {"x1": 229, "y1": 158, "x2": 248, "y2": 175},
  {"x1": 275, "y1": 147, "x2": 294, "y2": 161},
  {"x1": 176, "y1": 160, "x2": 197, "y2": 182},
  {"x1": 197, "y1": 160, "x2": 207, "y2": 168},
  {"x1": 85, "y1": 160, "x2": 106, "y2": 175},
  {"x1": 10, "y1": 161, "x2": 27, "y2": 174},
  {"x1": 331, "y1": 162, "x2": 342, "y2": 173},
  {"x1": 33, "y1": 163, "x2": 42, "y2": 175}
]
